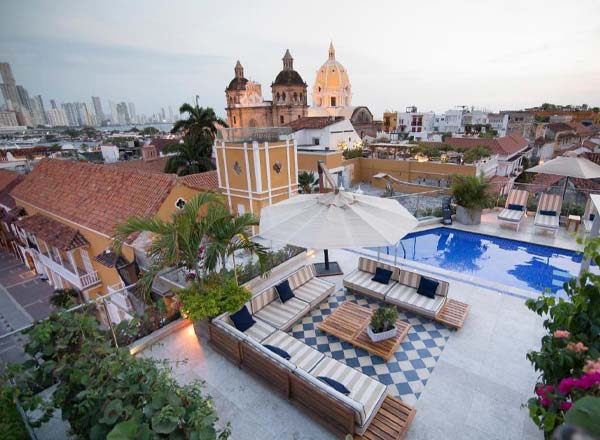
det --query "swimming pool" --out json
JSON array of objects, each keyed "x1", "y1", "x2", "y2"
[{"x1": 373, "y1": 227, "x2": 589, "y2": 295}]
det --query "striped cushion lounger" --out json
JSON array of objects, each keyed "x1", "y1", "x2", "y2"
[
  {"x1": 343, "y1": 258, "x2": 398, "y2": 300},
  {"x1": 498, "y1": 189, "x2": 529, "y2": 230},
  {"x1": 243, "y1": 318, "x2": 277, "y2": 342},
  {"x1": 308, "y1": 356, "x2": 387, "y2": 434},
  {"x1": 534, "y1": 193, "x2": 563, "y2": 234},
  {"x1": 254, "y1": 297, "x2": 310, "y2": 331},
  {"x1": 262, "y1": 330, "x2": 324, "y2": 372},
  {"x1": 293, "y1": 277, "x2": 335, "y2": 308}
]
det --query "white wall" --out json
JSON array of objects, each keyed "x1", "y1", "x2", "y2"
[
  {"x1": 293, "y1": 119, "x2": 359, "y2": 149},
  {"x1": 101, "y1": 145, "x2": 120, "y2": 163}
]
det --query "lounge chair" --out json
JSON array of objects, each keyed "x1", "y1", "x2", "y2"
[
  {"x1": 498, "y1": 189, "x2": 529, "y2": 231},
  {"x1": 534, "y1": 193, "x2": 563, "y2": 234},
  {"x1": 583, "y1": 198, "x2": 596, "y2": 233}
]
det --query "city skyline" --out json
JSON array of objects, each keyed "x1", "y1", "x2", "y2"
[{"x1": 0, "y1": 0, "x2": 599, "y2": 119}]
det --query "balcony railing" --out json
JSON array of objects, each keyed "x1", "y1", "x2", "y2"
[{"x1": 35, "y1": 250, "x2": 100, "y2": 290}]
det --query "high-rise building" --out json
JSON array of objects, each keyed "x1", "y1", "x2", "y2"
[
  {"x1": 0, "y1": 63, "x2": 19, "y2": 111},
  {"x1": 160, "y1": 107, "x2": 166, "y2": 122},
  {"x1": 116, "y1": 102, "x2": 130, "y2": 125},
  {"x1": 109, "y1": 100, "x2": 119, "y2": 124},
  {"x1": 16, "y1": 85, "x2": 32, "y2": 111},
  {"x1": 75, "y1": 102, "x2": 95, "y2": 126},
  {"x1": 50, "y1": 99, "x2": 58, "y2": 110},
  {"x1": 92, "y1": 96, "x2": 104, "y2": 123},
  {"x1": 0, "y1": 110, "x2": 19, "y2": 127},
  {"x1": 46, "y1": 108, "x2": 68, "y2": 127},
  {"x1": 62, "y1": 102, "x2": 78, "y2": 126},
  {"x1": 31, "y1": 95, "x2": 48, "y2": 126},
  {"x1": 168, "y1": 105, "x2": 174, "y2": 123},
  {"x1": 127, "y1": 102, "x2": 136, "y2": 124}
]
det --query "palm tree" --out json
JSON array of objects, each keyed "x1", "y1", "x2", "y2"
[
  {"x1": 163, "y1": 134, "x2": 215, "y2": 176},
  {"x1": 171, "y1": 103, "x2": 228, "y2": 139},
  {"x1": 202, "y1": 210, "x2": 269, "y2": 285},
  {"x1": 113, "y1": 192, "x2": 225, "y2": 300},
  {"x1": 298, "y1": 171, "x2": 318, "y2": 194}
]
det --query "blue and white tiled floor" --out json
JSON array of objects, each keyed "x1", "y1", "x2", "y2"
[{"x1": 289, "y1": 289, "x2": 453, "y2": 406}]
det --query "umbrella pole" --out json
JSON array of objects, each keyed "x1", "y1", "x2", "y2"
[
  {"x1": 324, "y1": 249, "x2": 330, "y2": 270},
  {"x1": 562, "y1": 176, "x2": 569, "y2": 200}
]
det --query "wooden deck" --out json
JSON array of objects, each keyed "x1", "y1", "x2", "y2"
[
  {"x1": 435, "y1": 298, "x2": 471, "y2": 329},
  {"x1": 355, "y1": 395, "x2": 416, "y2": 440},
  {"x1": 318, "y1": 302, "x2": 411, "y2": 361}
]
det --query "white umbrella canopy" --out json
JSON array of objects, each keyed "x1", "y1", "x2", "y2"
[
  {"x1": 526, "y1": 155, "x2": 600, "y2": 179},
  {"x1": 259, "y1": 190, "x2": 418, "y2": 249}
]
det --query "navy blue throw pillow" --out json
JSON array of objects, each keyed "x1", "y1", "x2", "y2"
[
  {"x1": 371, "y1": 267, "x2": 393, "y2": 285},
  {"x1": 417, "y1": 277, "x2": 439, "y2": 299},
  {"x1": 590, "y1": 213, "x2": 595, "y2": 221},
  {"x1": 275, "y1": 279, "x2": 294, "y2": 303},
  {"x1": 263, "y1": 344, "x2": 291, "y2": 360},
  {"x1": 540, "y1": 210, "x2": 557, "y2": 216},
  {"x1": 318, "y1": 376, "x2": 350, "y2": 395},
  {"x1": 230, "y1": 305, "x2": 255, "y2": 332},
  {"x1": 507, "y1": 203, "x2": 524, "y2": 211}
]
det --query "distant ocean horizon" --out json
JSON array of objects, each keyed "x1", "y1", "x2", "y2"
[{"x1": 97, "y1": 123, "x2": 173, "y2": 132}]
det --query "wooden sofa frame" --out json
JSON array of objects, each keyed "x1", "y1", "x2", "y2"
[{"x1": 208, "y1": 322, "x2": 358, "y2": 436}]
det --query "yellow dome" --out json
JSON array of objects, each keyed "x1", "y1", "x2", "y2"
[{"x1": 312, "y1": 42, "x2": 352, "y2": 111}]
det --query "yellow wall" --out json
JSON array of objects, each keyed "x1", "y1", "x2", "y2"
[{"x1": 297, "y1": 151, "x2": 343, "y2": 172}]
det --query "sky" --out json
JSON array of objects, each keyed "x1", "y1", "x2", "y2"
[{"x1": 1, "y1": 0, "x2": 599, "y2": 118}]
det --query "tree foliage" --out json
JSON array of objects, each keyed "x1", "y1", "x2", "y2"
[
  {"x1": 3, "y1": 308, "x2": 230, "y2": 439},
  {"x1": 163, "y1": 134, "x2": 215, "y2": 176},
  {"x1": 171, "y1": 103, "x2": 227, "y2": 139},
  {"x1": 298, "y1": 171, "x2": 318, "y2": 194}
]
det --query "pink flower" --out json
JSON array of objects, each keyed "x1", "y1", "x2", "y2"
[
  {"x1": 535, "y1": 385, "x2": 546, "y2": 397},
  {"x1": 558, "y1": 377, "x2": 576, "y2": 394},
  {"x1": 540, "y1": 397, "x2": 551, "y2": 407},
  {"x1": 546, "y1": 385, "x2": 554, "y2": 393},
  {"x1": 566, "y1": 342, "x2": 588, "y2": 353},
  {"x1": 583, "y1": 358, "x2": 600, "y2": 374},
  {"x1": 559, "y1": 402, "x2": 572, "y2": 411},
  {"x1": 554, "y1": 330, "x2": 570, "y2": 338}
]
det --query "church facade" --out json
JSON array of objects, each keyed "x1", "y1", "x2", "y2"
[
  {"x1": 224, "y1": 50, "x2": 308, "y2": 129},
  {"x1": 225, "y1": 43, "x2": 381, "y2": 137}
]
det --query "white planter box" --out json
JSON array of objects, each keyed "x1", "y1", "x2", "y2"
[{"x1": 367, "y1": 325, "x2": 398, "y2": 342}]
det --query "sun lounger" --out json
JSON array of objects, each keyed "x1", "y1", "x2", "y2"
[
  {"x1": 534, "y1": 193, "x2": 563, "y2": 234},
  {"x1": 498, "y1": 189, "x2": 529, "y2": 231},
  {"x1": 583, "y1": 198, "x2": 596, "y2": 233}
]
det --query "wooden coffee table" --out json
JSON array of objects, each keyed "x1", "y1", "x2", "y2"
[{"x1": 318, "y1": 301, "x2": 411, "y2": 361}]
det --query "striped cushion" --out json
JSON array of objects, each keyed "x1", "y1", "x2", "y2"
[
  {"x1": 254, "y1": 297, "x2": 309, "y2": 330},
  {"x1": 385, "y1": 284, "x2": 445, "y2": 318},
  {"x1": 243, "y1": 318, "x2": 276, "y2": 342},
  {"x1": 344, "y1": 269, "x2": 396, "y2": 299},
  {"x1": 309, "y1": 356, "x2": 386, "y2": 427},
  {"x1": 498, "y1": 208, "x2": 524, "y2": 222},
  {"x1": 538, "y1": 193, "x2": 562, "y2": 212},
  {"x1": 288, "y1": 265, "x2": 315, "y2": 290},
  {"x1": 535, "y1": 214, "x2": 559, "y2": 229},
  {"x1": 244, "y1": 334, "x2": 297, "y2": 371},
  {"x1": 250, "y1": 287, "x2": 277, "y2": 313},
  {"x1": 397, "y1": 269, "x2": 420, "y2": 288},
  {"x1": 293, "y1": 277, "x2": 334, "y2": 307},
  {"x1": 584, "y1": 219, "x2": 593, "y2": 232},
  {"x1": 505, "y1": 189, "x2": 529, "y2": 207},
  {"x1": 358, "y1": 257, "x2": 398, "y2": 280},
  {"x1": 262, "y1": 330, "x2": 324, "y2": 372}
]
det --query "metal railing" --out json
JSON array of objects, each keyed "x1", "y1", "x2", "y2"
[
  {"x1": 384, "y1": 188, "x2": 449, "y2": 218},
  {"x1": 216, "y1": 126, "x2": 292, "y2": 143}
]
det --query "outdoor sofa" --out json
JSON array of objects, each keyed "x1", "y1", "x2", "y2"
[
  {"x1": 344, "y1": 257, "x2": 451, "y2": 320},
  {"x1": 534, "y1": 193, "x2": 563, "y2": 234},
  {"x1": 209, "y1": 264, "x2": 390, "y2": 436},
  {"x1": 583, "y1": 198, "x2": 596, "y2": 233},
  {"x1": 497, "y1": 189, "x2": 529, "y2": 231}
]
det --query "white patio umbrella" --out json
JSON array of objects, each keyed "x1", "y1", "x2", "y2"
[
  {"x1": 259, "y1": 189, "x2": 418, "y2": 275},
  {"x1": 526, "y1": 155, "x2": 600, "y2": 198}
]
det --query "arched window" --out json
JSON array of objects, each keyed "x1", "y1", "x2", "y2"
[
  {"x1": 280, "y1": 115, "x2": 284, "y2": 124},
  {"x1": 282, "y1": 92, "x2": 286, "y2": 102},
  {"x1": 293, "y1": 92, "x2": 297, "y2": 102},
  {"x1": 276, "y1": 92, "x2": 280, "y2": 101},
  {"x1": 330, "y1": 97, "x2": 337, "y2": 107}
]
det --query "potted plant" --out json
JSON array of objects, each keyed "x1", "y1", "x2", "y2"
[
  {"x1": 367, "y1": 306, "x2": 399, "y2": 342},
  {"x1": 451, "y1": 173, "x2": 493, "y2": 225}
]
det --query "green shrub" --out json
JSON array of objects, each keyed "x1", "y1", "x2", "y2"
[
  {"x1": 178, "y1": 274, "x2": 251, "y2": 321},
  {"x1": 451, "y1": 174, "x2": 493, "y2": 210},
  {"x1": 524, "y1": 237, "x2": 600, "y2": 437},
  {"x1": 0, "y1": 390, "x2": 29, "y2": 440}
]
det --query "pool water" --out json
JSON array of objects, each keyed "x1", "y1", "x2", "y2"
[{"x1": 374, "y1": 227, "x2": 590, "y2": 295}]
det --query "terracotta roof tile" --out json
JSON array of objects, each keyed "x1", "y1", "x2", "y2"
[
  {"x1": 11, "y1": 159, "x2": 177, "y2": 237},
  {"x1": 15, "y1": 213, "x2": 89, "y2": 251},
  {"x1": 179, "y1": 171, "x2": 219, "y2": 191},
  {"x1": 0, "y1": 170, "x2": 24, "y2": 209},
  {"x1": 109, "y1": 156, "x2": 171, "y2": 174},
  {"x1": 286, "y1": 116, "x2": 344, "y2": 131}
]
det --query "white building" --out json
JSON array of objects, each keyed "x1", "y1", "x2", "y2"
[
  {"x1": 101, "y1": 145, "x2": 120, "y2": 163},
  {"x1": 0, "y1": 111, "x2": 19, "y2": 127},
  {"x1": 289, "y1": 117, "x2": 360, "y2": 150}
]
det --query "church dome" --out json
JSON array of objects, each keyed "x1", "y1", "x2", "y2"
[
  {"x1": 314, "y1": 43, "x2": 350, "y2": 93},
  {"x1": 226, "y1": 60, "x2": 249, "y2": 91},
  {"x1": 272, "y1": 49, "x2": 306, "y2": 87}
]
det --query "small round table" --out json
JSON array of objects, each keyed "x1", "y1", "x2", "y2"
[{"x1": 566, "y1": 215, "x2": 582, "y2": 232}]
